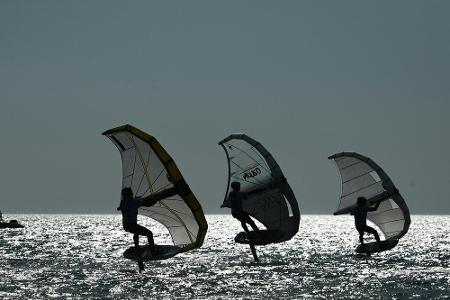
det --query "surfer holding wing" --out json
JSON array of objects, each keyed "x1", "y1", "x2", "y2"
[
  {"x1": 350, "y1": 197, "x2": 381, "y2": 247},
  {"x1": 329, "y1": 152, "x2": 410, "y2": 254},
  {"x1": 104, "y1": 124, "x2": 207, "y2": 273},
  {"x1": 226, "y1": 182, "x2": 260, "y2": 234},
  {"x1": 219, "y1": 134, "x2": 300, "y2": 262},
  {"x1": 118, "y1": 187, "x2": 159, "y2": 256}
]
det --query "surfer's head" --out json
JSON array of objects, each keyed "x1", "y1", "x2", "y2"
[
  {"x1": 121, "y1": 187, "x2": 133, "y2": 200},
  {"x1": 231, "y1": 181, "x2": 241, "y2": 191},
  {"x1": 357, "y1": 196, "x2": 367, "y2": 206}
]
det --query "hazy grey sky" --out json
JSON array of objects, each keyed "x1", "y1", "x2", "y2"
[{"x1": 1, "y1": 1, "x2": 449, "y2": 214}]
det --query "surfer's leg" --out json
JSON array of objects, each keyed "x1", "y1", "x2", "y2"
[
  {"x1": 247, "y1": 218, "x2": 259, "y2": 232},
  {"x1": 357, "y1": 229, "x2": 364, "y2": 245},
  {"x1": 136, "y1": 225, "x2": 156, "y2": 254},
  {"x1": 233, "y1": 213, "x2": 250, "y2": 233},
  {"x1": 241, "y1": 214, "x2": 259, "y2": 232},
  {"x1": 147, "y1": 231, "x2": 154, "y2": 248},
  {"x1": 124, "y1": 223, "x2": 140, "y2": 248},
  {"x1": 146, "y1": 231, "x2": 155, "y2": 252},
  {"x1": 241, "y1": 221, "x2": 250, "y2": 234},
  {"x1": 365, "y1": 226, "x2": 381, "y2": 245},
  {"x1": 133, "y1": 233, "x2": 139, "y2": 248}
]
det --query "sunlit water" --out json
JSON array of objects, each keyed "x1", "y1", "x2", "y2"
[{"x1": 1, "y1": 215, "x2": 449, "y2": 299}]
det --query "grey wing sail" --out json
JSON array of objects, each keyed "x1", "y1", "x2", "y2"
[
  {"x1": 329, "y1": 152, "x2": 410, "y2": 240},
  {"x1": 219, "y1": 134, "x2": 300, "y2": 243}
]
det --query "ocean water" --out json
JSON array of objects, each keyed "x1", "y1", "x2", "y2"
[{"x1": 0, "y1": 215, "x2": 449, "y2": 299}]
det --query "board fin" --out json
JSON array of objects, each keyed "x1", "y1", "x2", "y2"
[{"x1": 249, "y1": 244, "x2": 259, "y2": 262}]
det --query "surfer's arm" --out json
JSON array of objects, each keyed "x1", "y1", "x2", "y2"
[
  {"x1": 140, "y1": 196, "x2": 158, "y2": 207},
  {"x1": 117, "y1": 200, "x2": 123, "y2": 211},
  {"x1": 221, "y1": 193, "x2": 233, "y2": 208},
  {"x1": 246, "y1": 188, "x2": 263, "y2": 197},
  {"x1": 140, "y1": 197, "x2": 158, "y2": 207},
  {"x1": 334, "y1": 206, "x2": 354, "y2": 215},
  {"x1": 246, "y1": 177, "x2": 286, "y2": 197},
  {"x1": 344, "y1": 207, "x2": 355, "y2": 216},
  {"x1": 368, "y1": 200, "x2": 382, "y2": 212},
  {"x1": 348, "y1": 207, "x2": 356, "y2": 215},
  {"x1": 140, "y1": 187, "x2": 178, "y2": 207}
]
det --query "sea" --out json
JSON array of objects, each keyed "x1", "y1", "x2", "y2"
[{"x1": 0, "y1": 215, "x2": 449, "y2": 299}]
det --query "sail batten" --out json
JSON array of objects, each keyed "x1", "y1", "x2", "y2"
[
  {"x1": 219, "y1": 134, "x2": 300, "y2": 243},
  {"x1": 329, "y1": 152, "x2": 410, "y2": 240},
  {"x1": 103, "y1": 124, "x2": 208, "y2": 251}
]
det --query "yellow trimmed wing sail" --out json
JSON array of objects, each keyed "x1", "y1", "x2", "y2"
[{"x1": 103, "y1": 124, "x2": 207, "y2": 251}]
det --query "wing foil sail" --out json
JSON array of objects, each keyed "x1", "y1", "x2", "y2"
[
  {"x1": 103, "y1": 124, "x2": 208, "y2": 251},
  {"x1": 329, "y1": 152, "x2": 410, "y2": 240},
  {"x1": 219, "y1": 134, "x2": 300, "y2": 243}
]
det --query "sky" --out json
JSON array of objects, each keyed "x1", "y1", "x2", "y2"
[{"x1": 1, "y1": 1, "x2": 449, "y2": 214}]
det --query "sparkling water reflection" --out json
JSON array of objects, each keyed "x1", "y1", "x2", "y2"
[{"x1": 0, "y1": 215, "x2": 449, "y2": 299}]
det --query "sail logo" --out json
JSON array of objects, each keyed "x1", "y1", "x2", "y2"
[{"x1": 242, "y1": 167, "x2": 261, "y2": 180}]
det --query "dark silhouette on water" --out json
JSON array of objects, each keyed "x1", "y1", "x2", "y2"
[
  {"x1": 228, "y1": 182, "x2": 260, "y2": 234},
  {"x1": 104, "y1": 125, "x2": 208, "y2": 273},
  {"x1": 0, "y1": 211, "x2": 24, "y2": 229},
  {"x1": 223, "y1": 181, "x2": 260, "y2": 262},
  {"x1": 329, "y1": 152, "x2": 411, "y2": 255},
  {"x1": 118, "y1": 187, "x2": 160, "y2": 272},
  {"x1": 0, "y1": 210, "x2": 25, "y2": 229},
  {"x1": 350, "y1": 196, "x2": 381, "y2": 247}
]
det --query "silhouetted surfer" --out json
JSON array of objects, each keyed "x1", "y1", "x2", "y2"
[
  {"x1": 227, "y1": 182, "x2": 260, "y2": 234},
  {"x1": 351, "y1": 197, "x2": 382, "y2": 247},
  {"x1": 117, "y1": 187, "x2": 159, "y2": 258}
]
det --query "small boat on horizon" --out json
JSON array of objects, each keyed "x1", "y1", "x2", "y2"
[
  {"x1": 0, "y1": 210, "x2": 24, "y2": 229},
  {"x1": 0, "y1": 219, "x2": 24, "y2": 229}
]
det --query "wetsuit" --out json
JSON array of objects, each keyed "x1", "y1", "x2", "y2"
[
  {"x1": 352, "y1": 203, "x2": 381, "y2": 245},
  {"x1": 228, "y1": 191, "x2": 259, "y2": 233},
  {"x1": 119, "y1": 198, "x2": 154, "y2": 248}
]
